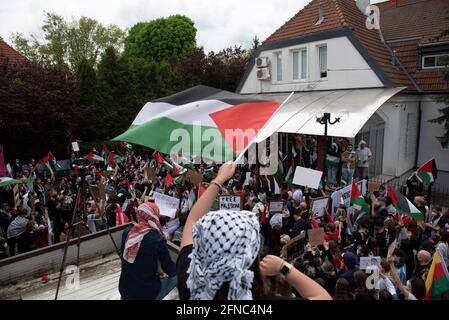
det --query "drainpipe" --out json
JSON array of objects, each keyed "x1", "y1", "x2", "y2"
[{"x1": 414, "y1": 100, "x2": 422, "y2": 169}]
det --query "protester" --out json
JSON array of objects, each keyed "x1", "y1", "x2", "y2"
[
  {"x1": 176, "y1": 162, "x2": 331, "y2": 300},
  {"x1": 341, "y1": 143, "x2": 356, "y2": 186},
  {"x1": 0, "y1": 137, "x2": 447, "y2": 301},
  {"x1": 355, "y1": 140, "x2": 372, "y2": 180},
  {"x1": 119, "y1": 202, "x2": 176, "y2": 300}
]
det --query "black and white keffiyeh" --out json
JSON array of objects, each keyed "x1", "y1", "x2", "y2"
[{"x1": 186, "y1": 210, "x2": 260, "y2": 300}]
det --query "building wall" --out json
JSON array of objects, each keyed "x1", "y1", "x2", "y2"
[
  {"x1": 240, "y1": 36, "x2": 383, "y2": 94},
  {"x1": 374, "y1": 95, "x2": 420, "y2": 177},
  {"x1": 418, "y1": 95, "x2": 449, "y2": 185}
]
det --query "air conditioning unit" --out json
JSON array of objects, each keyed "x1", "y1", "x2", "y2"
[
  {"x1": 256, "y1": 56, "x2": 269, "y2": 68},
  {"x1": 256, "y1": 67, "x2": 270, "y2": 80}
]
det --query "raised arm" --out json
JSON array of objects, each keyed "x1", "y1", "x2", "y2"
[
  {"x1": 388, "y1": 258, "x2": 410, "y2": 298},
  {"x1": 180, "y1": 161, "x2": 236, "y2": 249},
  {"x1": 260, "y1": 255, "x2": 332, "y2": 300}
]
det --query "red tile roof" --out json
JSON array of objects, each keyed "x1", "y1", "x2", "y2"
[
  {"x1": 378, "y1": 0, "x2": 449, "y2": 43},
  {"x1": 262, "y1": 0, "x2": 449, "y2": 92},
  {"x1": 378, "y1": 0, "x2": 449, "y2": 91},
  {"x1": 0, "y1": 40, "x2": 30, "y2": 65}
]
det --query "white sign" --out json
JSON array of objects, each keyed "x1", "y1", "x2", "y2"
[
  {"x1": 269, "y1": 201, "x2": 284, "y2": 213},
  {"x1": 152, "y1": 192, "x2": 180, "y2": 218},
  {"x1": 331, "y1": 184, "x2": 352, "y2": 216},
  {"x1": 292, "y1": 166, "x2": 322, "y2": 189},
  {"x1": 71, "y1": 141, "x2": 80, "y2": 152},
  {"x1": 311, "y1": 197, "x2": 329, "y2": 217},
  {"x1": 360, "y1": 256, "x2": 381, "y2": 270},
  {"x1": 219, "y1": 196, "x2": 241, "y2": 210}
]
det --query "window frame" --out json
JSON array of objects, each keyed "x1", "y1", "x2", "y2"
[
  {"x1": 273, "y1": 51, "x2": 283, "y2": 82},
  {"x1": 317, "y1": 44, "x2": 328, "y2": 79},
  {"x1": 291, "y1": 47, "x2": 308, "y2": 81},
  {"x1": 421, "y1": 53, "x2": 449, "y2": 69}
]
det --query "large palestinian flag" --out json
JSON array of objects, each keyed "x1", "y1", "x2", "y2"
[
  {"x1": 417, "y1": 159, "x2": 437, "y2": 184},
  {"x1": 113, "y1": 85, "x2": 282, "y2": 162},
  {"x1": 387, "y1": 185, "x2": 424, "y2": 220},
  {"x1": 0, "y1": 177, "x2": 22, "y2": 187}
]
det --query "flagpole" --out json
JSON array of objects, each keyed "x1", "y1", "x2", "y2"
[{"x1": 234, "y1": 92, "x2": 294, "y2": 165}]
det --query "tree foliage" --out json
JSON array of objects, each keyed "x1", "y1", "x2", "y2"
[
  {"x1": 124, "y1": 15, "x2": 196, "y2": 62},
  {"x1": 4, "y1": 12, "x2": 252, "y2": 161},
  {"x1": 11, "y1": 12, "x2": 125, "y2": 70},
  {"x1": 0, "y1": 61, "x2": 95, "y2": 160},
  {"x1": 177, "y1": 46, "x2": 250, "y2": 92}
]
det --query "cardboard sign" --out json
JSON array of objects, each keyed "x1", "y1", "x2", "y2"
[
  {"x1": 153, "y1": 192, "x2": 180, "y2": 218},
  {"x1": 219, "y1": 195, "x2": 241, "y2": 210},
  {"x1": 281, "y1": 232, "x2": 306, "y2": 262},
  {"x1": 89, "y1": 184, "x2": 101, "y2": 203},
  {"x1": 310, "y1": 196, "x2": 329, "y2": 217},
  {"x1": 186, "y1": 169, "x2": 202, "y2": 186},
  {"x1": 268, "y1": 201, "x2": 283, "y2": 213},
  {"x1": 307, "y1": 227, "x2": 325, "y2": 247},
  {"x1": 368, "y1": 180, "x2": 382, "y2": 193},
  {"x1": 145, "y1": 167, "x2": 157, "y2": 182},
  {"x1": 360, "y1": 256, "x2": 381, "y2": 270},
  {"x1": 71, "y1": 142, "x2": 80, "y2": 152},
  {"x1": 292, "y1": 166, "x2": 322, "y2": 189}
]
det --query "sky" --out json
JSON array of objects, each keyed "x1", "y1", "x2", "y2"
[{"x1": 0, "y1": 0, "x2": 386, "y2": 53}]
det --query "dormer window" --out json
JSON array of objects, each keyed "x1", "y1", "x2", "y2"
[{"x1": 422, "y1": 54, "x2": 448, "y2": 69}]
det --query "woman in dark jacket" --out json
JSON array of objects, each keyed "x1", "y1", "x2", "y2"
[{"x1": 119, "y1": 202, "x2": 176, "y2": 300}]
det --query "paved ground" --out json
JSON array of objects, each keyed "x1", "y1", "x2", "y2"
[{"x1": 0, "y1": 253, "x2": 178, "y2": 300}]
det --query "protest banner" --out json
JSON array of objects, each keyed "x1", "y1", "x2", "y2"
[
  {"x1": 281, "y1": 232, "x2": 306, "y2": 263},
  {"x1": 310, "y1": 196, "x2": 329, "y2": 217},
  {"x1": 307, "y1": 227, "x2": 325, "y2": 247},
  {"x1": 292, "y1": 166, "x2": 322, "y2": 189},
  {"x1": 186, "y1": 169, "x2": 202, "y2": 186},
  {"x1": 268, "y1": 201, "x2": 283, "y2": 213},
  {"x1": 153, "y1": 192, "x2": 180, "y2": 218},
  {"x1": 218, "y1": 195, "x2": 241, "y2": 210},
  {"x1": 360, "y1": 256, "x2": 381, "y2": 270}
]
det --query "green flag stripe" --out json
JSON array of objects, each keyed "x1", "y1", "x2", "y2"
[{"x1": 114, "y1": 117, "x2": 236, "y2": 162}]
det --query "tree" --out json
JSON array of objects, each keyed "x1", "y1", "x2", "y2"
[
  {"x1": 124, "y1": 15, "x2": 196, "y2": 62},
  {"x1": 11, "y1": 12, "x2": 125, "y2": 71},
  {"x1": 76, "y1": 58, "x2": 97, "y2": 106},
  {"x1": 0, "y1": 61, "x2": 95, "y2": 160},
  {"x1": 429, "y1": 11, "x2": 449, "y2": 148},
  {"x1": 201, "y1": 46, "x2": 250, "y2": 92}
]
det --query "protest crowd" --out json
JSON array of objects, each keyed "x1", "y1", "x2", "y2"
[{"x1": 0, "y1": 135, "x2": 448, "y2": 301}]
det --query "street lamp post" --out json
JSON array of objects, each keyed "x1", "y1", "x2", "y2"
[{"x1": 316, "y1": 112, "x2": 340, "y2": 180}]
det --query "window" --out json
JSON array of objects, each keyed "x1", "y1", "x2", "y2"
[
  {"x1": 275, "y1": 52, "x2": 282, "y2": 81},
  {"x1": 292, "y1": 49, "x2": 307, "y2": 80},
  {"x1": 318, "y1": 45, "x2": 327, "y2": 78},
  {"x1": 422, "y1": 54, "x2": 449, "y2": 69}
]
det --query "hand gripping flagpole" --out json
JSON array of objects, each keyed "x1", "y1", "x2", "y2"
[{"x1": 234, "y1": 92, "x2": 294, "y2": 165}]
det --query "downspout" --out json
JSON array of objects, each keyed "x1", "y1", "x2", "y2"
[{"x1": 414, "y1": 100, "x2": 422, "y2": 169}]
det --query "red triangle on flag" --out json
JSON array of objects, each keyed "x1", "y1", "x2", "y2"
[{"x1": 165, "y1": 172, "x2": 174, "y2": 185}]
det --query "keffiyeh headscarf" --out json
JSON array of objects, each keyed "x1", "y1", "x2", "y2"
[
  {"x1": 123, "y1": 202, "x2": 163, "y2": 264},
  {"x1": 187, "y1": 210, "x2": 260, "y2": 300}
]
